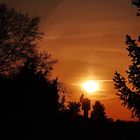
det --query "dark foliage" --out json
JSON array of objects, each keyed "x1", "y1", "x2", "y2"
[
  {"x1": 113, "y1": 36, "x2": 140, "y2": 120},
  {"x1": 0, "y1": 3, "x2": 56, "y2": 76},
  {"x1": 91, "y1": 101, "x2": 107, "y2": 122},
  {"x1": 67, "y1": 101, "x2": 81, "y2": 117},
  {"x1": 132, "y1": 0, "x2": 140, "y2": 15},
  {"x1": 2, "y1": 2, "x2": 140, "y2": 140},
  {"x1": 113, "y1": 1, "x2": 140, "y2": 120}
]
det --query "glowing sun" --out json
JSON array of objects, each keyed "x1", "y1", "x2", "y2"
[{"x1": 83, "y1": 80, "x2": 99, "y2": 93}]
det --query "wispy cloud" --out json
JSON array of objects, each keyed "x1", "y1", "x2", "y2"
[
  {"x1": 45, "y1": 30, "x2": 122, "y2": 40},
  {"x1": 72, "y1": 80, "x2": 112, "y2": 86}
]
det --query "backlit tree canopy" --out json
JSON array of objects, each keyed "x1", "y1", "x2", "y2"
[
  {"x1": 0, "y1": 3, "x2": 56, "y2": 77},
  {"x1": 113, "y1": 35, "x2": 140, "y2": 120}
]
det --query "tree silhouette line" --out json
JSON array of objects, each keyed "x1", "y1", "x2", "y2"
[
  {"x1": 113, "y1": 0, "x2": 140, "y2": 120},
  {"x1": 1, "y1": 2, "x2": 139, "y2": 140}
]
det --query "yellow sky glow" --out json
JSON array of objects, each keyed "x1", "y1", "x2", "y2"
[
  {"x1": 7, "y1": 0, "x2": 140, "y2": 121},
  {"x1": 83, "y1": 80, "x2": 100, "y2": 93}
]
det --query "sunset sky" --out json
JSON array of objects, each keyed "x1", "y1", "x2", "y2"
[{"x1": 4, "y1": 0, "x2": 140, "y2": 121}]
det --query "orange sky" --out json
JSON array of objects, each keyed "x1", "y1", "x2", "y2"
[{"x1": 5, "y1": 0, "x2": 140, "y2": 121}]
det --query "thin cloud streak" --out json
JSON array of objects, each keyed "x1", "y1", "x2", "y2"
[
  {"x1": 45, "y1": 30, "x2": 122, "y2": 40},
  {"x1": 72, "y1": 80, "x2": 113, "y2": 86}
]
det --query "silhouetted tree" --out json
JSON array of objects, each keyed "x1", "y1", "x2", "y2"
[
  {"x1": 0, "y1": 3, "x2": 64, "y2": 122},
  {"x1": 6, "y1": 57, "x2": 60, "y2": 120},
  {"x1": 59, "y1": 95, "x2": 66, "y2": 111},
  {"x1": 112, "y1": 0, "x2": 140, "y2": 120},
  {"x1": 79, "y1": 93, "x2": 84, "y2": 103},
  {"x1": 113, "y1": 35, "x2": 140, "y2": 120},
  {"x1": 91, "y1": 101, "x2": 106, "y2": 122},
  {"x1": 132, "y1": 0, "x2": 140, "y2": 15},
  {"x1": 0, "y1": 3, "x2": 43, "y2": 75},
  {"x1": 18, "y1": 52, "x2": 57, "y2": 78},
  {"x1": 67, "y1": 101, "x2": 81, "y2": 117}
]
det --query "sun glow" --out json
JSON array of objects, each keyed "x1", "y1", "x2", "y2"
[{"x1": 82, "y1": 80, "x2": 99, "y2": 93}]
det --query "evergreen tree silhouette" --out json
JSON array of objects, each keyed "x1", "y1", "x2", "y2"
[
  {"x1": 67, "y1": 101, "x2": 81, "y2": 118},
  {"x1": 91, "y1": 101, "x2": 106, "y2": 122},
  {"x1": 113, "y1": 36, "x2": 140, "y2": 120},
  {"x1": 113, "y1": 1, "x2": 140, "y2": 119}
]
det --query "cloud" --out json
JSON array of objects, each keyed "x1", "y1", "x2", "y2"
[
  {"x1": 72, "y1": 79, "x2": 112, "y2": 86},
  {"x1": 90, "y1": 94, "x2": 116, "y2": 100},
  {"x1": 1, "y1": 0, "x2": 64, "y2": 18},
  {"x1": 45, "y1": 30, "x2": 122, "y2": 41}
]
